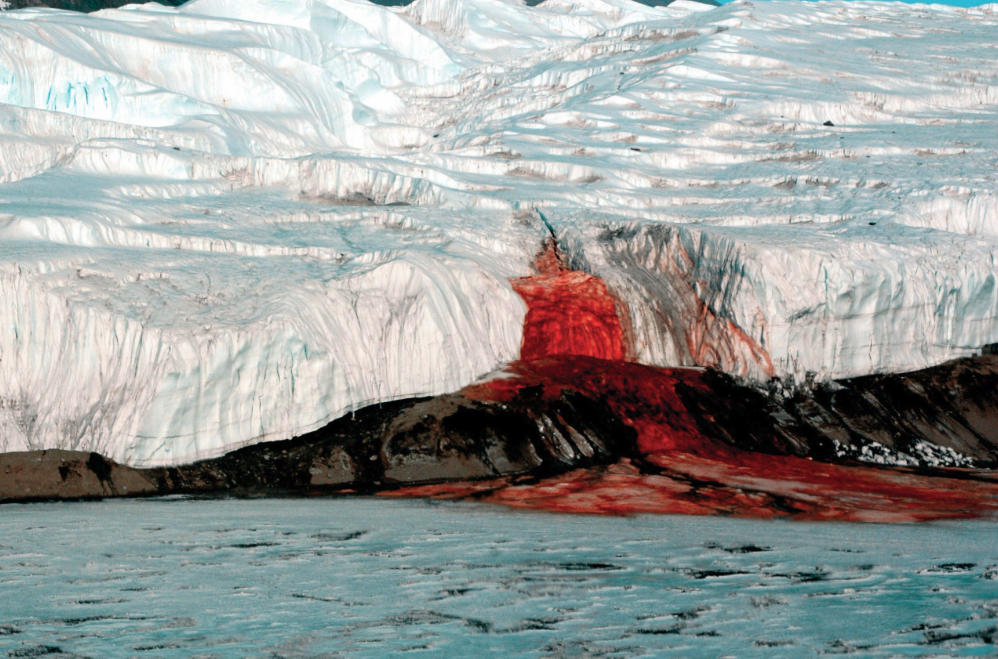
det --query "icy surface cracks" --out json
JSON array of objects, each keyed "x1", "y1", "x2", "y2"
[{"x1": 1, "y1": 0, "x2": 998, "y2": 465}]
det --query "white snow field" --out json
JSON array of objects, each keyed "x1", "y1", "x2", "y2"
[{"x1": 1, "y1": 0, "x2": 998, "y2": 465}]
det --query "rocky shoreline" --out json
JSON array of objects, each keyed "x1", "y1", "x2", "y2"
[
  {"x1": 3, "y1": 354, "x2": 997, "y2": 517},
  {"x1": 0, "y1": 381, "x2": 638, "y2": 503}
]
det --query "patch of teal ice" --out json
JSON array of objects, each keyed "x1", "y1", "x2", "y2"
[{"x1": 0, "y1": 498, "x2": 996, "y2": 658}]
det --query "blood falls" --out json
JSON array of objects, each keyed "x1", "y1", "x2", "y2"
[{"x1": 2, "y1": 0, "x2": 998, "y2": 479}]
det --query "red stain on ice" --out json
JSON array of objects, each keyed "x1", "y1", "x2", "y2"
[
  {"x1": 688, "y1": 297, "x2": 776, "y2": 379},
  {"x1": 384, "y1": 246, "x2": 998, "y2": 522},
  {"x1": 511, "y1": 241, "x2": 628, "y2": 362},
  {"x1": 669, "y1": 238, "x2": 775, "y2": 378}
]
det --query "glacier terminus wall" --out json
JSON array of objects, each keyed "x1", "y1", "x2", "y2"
[{"x1": 1, "y1": 0, "x2": 998, "y2": 465}]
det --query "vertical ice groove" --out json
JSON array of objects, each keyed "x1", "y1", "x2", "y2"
[{"x1": 0, "y1": 248, "x2": 531, "y2": 467}]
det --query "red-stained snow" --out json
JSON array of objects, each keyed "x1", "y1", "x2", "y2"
[{"x1": 384, "y1": 247, "x2": 998, "y2": 522}]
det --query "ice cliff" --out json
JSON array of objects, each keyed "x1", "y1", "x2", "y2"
[{"x1": 1, "y1": 0, "x2": 998, "y2": 465}]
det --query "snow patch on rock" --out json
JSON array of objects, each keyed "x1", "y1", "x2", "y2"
[{"x1": 833, "y1": 439, "x2": 976, "y2": 470}]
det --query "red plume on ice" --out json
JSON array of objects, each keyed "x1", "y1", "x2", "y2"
[
  {"x1": 406, "y1": 243, "x2": 998, "y2": 523},
  {"x1": 512, "y1": 241, "x2": 629, "y2": 362}
]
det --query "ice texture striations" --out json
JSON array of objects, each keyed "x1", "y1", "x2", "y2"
[{"x1": 1, "y1": 0, "x2": 998, "y2": 465}]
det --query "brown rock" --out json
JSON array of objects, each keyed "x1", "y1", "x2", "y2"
[
  {"x1": 0, "y1": 450, "x2": 157, "y2": 502},
  {"x1": 308, "y1": 447, "x2": 357, "y2": 487}
]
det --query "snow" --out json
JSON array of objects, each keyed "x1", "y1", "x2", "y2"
[
  {"x1": 1, "y1": 0, "x2": 998, "y2": 464},
  {"x1": 832, "y1": 438, "x2": 977, "y2": 469}
]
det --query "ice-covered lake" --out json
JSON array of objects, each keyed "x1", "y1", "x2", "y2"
[{"x1": 1, "y1": 498, "x2": 996, "y2": 658}]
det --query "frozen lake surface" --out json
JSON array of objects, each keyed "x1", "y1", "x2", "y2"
[{"x1": 1, "y1": 498, "x2": 996, "y2": 658}]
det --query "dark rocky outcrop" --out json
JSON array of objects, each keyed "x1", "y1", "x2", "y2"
[
  {"x1": 2, "y1": 354, "x2": 997, "y2": 505},
  {"x1": 0, "y1": 385, "x2": 637, "y2": 503},
  {"x1": 684, "y1": 356, "x2": 998, "y2": 467},
  {"x1": 0, "y1": 450, "x2": 158, "y2": 502}
]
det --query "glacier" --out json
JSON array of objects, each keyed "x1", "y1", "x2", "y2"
[{"x1": 1, "y1": 0, "x2": 998, "y2": 466}]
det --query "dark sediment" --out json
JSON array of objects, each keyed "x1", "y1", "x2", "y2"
[
  {"x1": 1, "y1": 384, "x2": 636, "y2": 503},
  {"x1": 2, "y1": 354, "x2": 998, "y2": 507},
  {"x1": 0, "y1": 450, "x2": 158, "y2": 502},
  {"x1": 683, "y1": 356, "x2": 998, "y2": 466}
]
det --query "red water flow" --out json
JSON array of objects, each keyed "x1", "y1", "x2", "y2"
[
  {"x1": 385, "y1": 244, "x2": 998, "y2": 522},
  {"x1": 511, "y1": 242, "x2": 628, "y2": 362}
]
